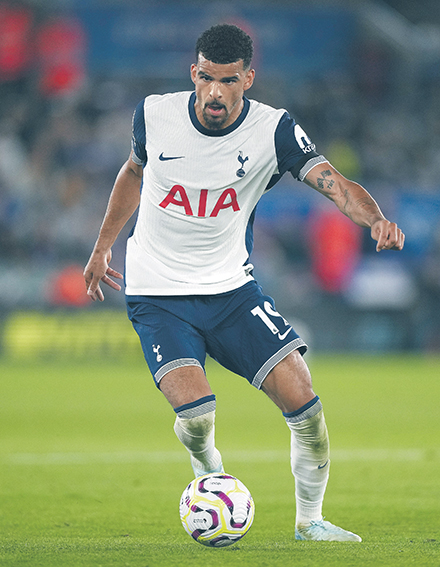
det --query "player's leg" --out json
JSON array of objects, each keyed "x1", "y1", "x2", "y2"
[
  {"x1": 159, "y1": 364, "x2": 212, "y2": 408},
  {"x1": 260, "y1": 348, "x2": 315, "y2": 413},
  {"x1": 262, "y1": 353, "x2": 330, "y2": 526},
  {"x1": 160, "y1": 367, "x2": 224, "y2": 477},
  {"x1": 262, "y1": 351, "x2": 361, "y2": 542},
  {"x1": 126, "y1": 296, "x2": 223, "y2": 478},
  {"x1": 204, "y1": 283, "x2": 360, "y2": 541}
]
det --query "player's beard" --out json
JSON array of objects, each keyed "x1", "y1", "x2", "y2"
[{"x1": 202, "y1": 102, "x2": 229, "y2": 130}]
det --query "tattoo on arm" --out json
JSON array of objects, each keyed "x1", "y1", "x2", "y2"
[
  {"x1": 317, "y1": 170, "x2": 335, "y2": 192},
  {"x1": 311, "y1": 167, "x2": 382, "y2": 225}
]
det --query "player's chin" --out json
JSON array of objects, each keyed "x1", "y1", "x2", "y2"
[
  {"x1": 202, "y1": 111, "x2": 228, "y2": 129},
  {"x1": 205, "y1": 119, "x2": 226, "y2": 130}
]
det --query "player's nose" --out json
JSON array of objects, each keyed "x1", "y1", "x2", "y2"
[{"x1": 209, "y1": 81, "x2": 222, "y2": 99}]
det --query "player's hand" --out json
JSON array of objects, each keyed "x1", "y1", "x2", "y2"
[
  {"x1": 83, "y1": 249, "x2": 123, "y2": 302},
  {"x1": 371, "y1": 219, "x2": 405, "y2": 252}
]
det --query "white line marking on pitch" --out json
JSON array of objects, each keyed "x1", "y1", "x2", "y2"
[{"x1": 0, "y1": 448, "x2": 437, "y2": 465}]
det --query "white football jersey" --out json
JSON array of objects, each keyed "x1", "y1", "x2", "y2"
[{"x1": 126, "y1": 91, "x2": 325, "y2": 296}]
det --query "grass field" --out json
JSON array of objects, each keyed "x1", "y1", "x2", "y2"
[{"x1": 1, "y1": 354, "x2": 439, "y2": 566}]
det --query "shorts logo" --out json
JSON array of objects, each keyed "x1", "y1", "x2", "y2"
[
  {"x1": 294, "y1": 124, "x2": 316, "y2": 154},
  {"x1": 236, "y1": 151, "x2": 249, "y2": 178},
  {"x1": 251, "y1": 301, "x2": 292, "y2": 341},
  {"x1": 152, "y1": 344, "x2": 163, "y2": 362}
]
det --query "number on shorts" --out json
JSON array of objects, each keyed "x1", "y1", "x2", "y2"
[{"x1": 251, "y1": 301, "x2": 291, "y2": 338}]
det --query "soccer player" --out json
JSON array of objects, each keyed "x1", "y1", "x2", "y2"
[{"x1": 84, "y1": 24, "x2": 405, "y2": 542}]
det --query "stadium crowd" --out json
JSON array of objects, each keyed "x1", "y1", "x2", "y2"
[{"x1": 1, "y1": 0, "x2": 440, "y2": 349}]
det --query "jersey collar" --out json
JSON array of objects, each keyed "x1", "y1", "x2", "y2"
[{"x1": 189, "y1": 92, "x2": 250, "y2": 137}]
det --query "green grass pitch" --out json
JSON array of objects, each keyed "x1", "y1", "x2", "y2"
[{"x1": 1, "y1": 354, "x2": 439, "y2": 566}]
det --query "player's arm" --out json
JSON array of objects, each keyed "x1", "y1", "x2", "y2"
[
  {"x1": 303, "y1": 163, "x2": 405, "y2": 252},
  {"x1": 84, "y1": 150, "x2": 142, "y2": 301}
]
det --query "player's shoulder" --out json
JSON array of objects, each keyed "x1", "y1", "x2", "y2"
[
  {"x1": 143, "y1": 91, "x2": 191, "y2": 111},
  {"x1": 248, "y1": 98, "x2": 288, "y2": 124}
]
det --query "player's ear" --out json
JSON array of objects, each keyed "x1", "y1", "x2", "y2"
[
  {"x1": 243, "y1": 68, "x2": 255, "y2": 92},
  {"x1": 190, "y1": 64, "x2": 198, "y2": 85}
]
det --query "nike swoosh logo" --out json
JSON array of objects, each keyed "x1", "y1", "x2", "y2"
[
  {"x1": 278, "y1": 328, "x2": 292, "y2": 340},
  {"x1": 159, "y1": 152, "x2": 184, "y2": 161},
  {"x1": 318, "y1": 460, "x2": 329, "y2": 469}
]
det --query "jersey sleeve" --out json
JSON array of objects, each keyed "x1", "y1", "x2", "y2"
[
  {"x1": 131, "y1": 99, "x2": 147, "y2": 166},
  {"x1": 275, "y1": 112, "x2": 326, "y2": 180}
]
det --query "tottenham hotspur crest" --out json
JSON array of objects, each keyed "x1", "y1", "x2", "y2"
[
  {"x1": 152, "y1": 344, "x2": 162, "y2": 362},
  {"x1": 236, "y1": 151, "x2": 249, "y2": 178}
]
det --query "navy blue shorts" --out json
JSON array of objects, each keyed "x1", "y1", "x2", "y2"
[{"x1": 126, "y1": 281, "x2": 307, "y2": 389}]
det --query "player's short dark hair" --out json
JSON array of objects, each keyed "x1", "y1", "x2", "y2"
[{"x1": 195, "y1": 24, "x2": 253, "y2": 69}]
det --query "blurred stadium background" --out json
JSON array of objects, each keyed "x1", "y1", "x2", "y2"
[{"x1": 1, "y1": 0, "x2": 440, "y2": 358}]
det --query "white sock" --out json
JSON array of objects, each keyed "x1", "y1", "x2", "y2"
[
  {"x1": 173, "y1": 396, "x2": 222, "y2": 475},
  {"x1": 284, "y1": 397, "x2": 330, "y2": 525}
]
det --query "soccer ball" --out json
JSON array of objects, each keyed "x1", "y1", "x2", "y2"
[{"x1": 179, "y1": 473, "x2": 255, "y2": 547}]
